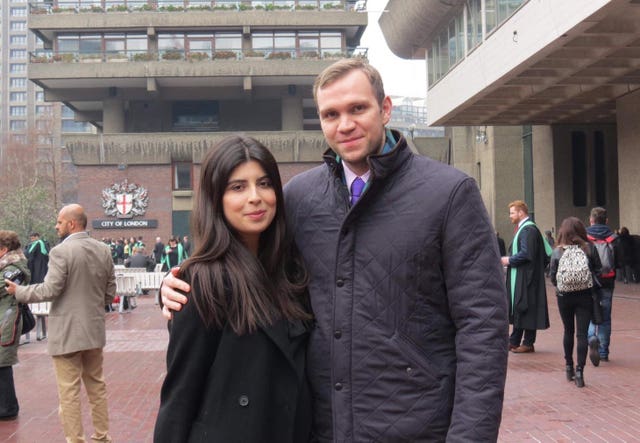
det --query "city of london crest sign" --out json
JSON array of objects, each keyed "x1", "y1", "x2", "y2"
[{"x1": 101, "y1": 180, "x2": 149, "y2": 219}]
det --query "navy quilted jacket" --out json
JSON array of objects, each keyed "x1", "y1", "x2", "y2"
[{"x1": 284, "y1": 132, "x2": 509, "y2": 442}]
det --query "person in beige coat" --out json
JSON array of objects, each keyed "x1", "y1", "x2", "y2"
[{"x1": 5, "y1": 204, "x2": 116, "y2": 443}]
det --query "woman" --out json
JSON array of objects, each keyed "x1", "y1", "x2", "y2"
[
  {"x1": 549, "y1": 217, "x2": 601, "y2": 388},
  {"x1": 617, "y1": 227, "x2": 635, "y2": 284},
  {"x1": 0, "y1": 230, "x2": 31, "y2": 420},
  {"x1": 154, "y1": 135, "x2": 312, "y2": 442}
]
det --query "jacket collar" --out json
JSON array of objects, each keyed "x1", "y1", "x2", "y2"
[{"x1": 322, "y1": 129, "x2": 411, "y2": 181}]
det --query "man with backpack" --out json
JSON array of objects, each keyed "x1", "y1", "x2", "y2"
[{"x1": 586, "y1": 207, "x2": 619, "y2": 366}]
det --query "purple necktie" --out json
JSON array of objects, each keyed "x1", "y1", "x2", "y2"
[{"x1": 350, "y1": 177, "x2": 365, "y2": 206}]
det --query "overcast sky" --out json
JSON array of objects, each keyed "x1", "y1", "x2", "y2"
[{"x1": 359, "y1": 0, "x2": 427, "y2": 99}]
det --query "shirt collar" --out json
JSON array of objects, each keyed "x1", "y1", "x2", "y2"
[
  {"x1": 518, "y1": 216, "x2": 530, "y2": 229},
  {"x1": 343, "y1": 162, "x2": 371, "y2": 192}
]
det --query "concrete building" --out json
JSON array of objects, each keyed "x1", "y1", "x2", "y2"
[
  {"x1": 380, "y1": 0, "x2": 640, "y2": 239},
  {"x1": 27, "y1": 0, "x2": 367, "y2": 240}
]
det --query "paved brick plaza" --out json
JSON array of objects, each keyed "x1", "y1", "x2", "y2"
[{"x1": 2, "y1": 281, "x2": 639, "y2": 442}]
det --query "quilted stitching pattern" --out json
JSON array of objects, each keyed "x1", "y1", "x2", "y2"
[{"x1": 284, "y1": 144, "x2": 508, "y2": 442}]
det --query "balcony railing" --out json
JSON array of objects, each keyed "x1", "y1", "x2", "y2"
[
  {"x1": 30, "y1": 47, "x2": 367, "y2": 63},
  {"x1": 29, "y1": 0, "x2": 365, "y2": 14}
]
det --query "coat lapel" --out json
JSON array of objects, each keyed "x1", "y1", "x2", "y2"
[{"x1": 261, "y1": 319, "x2": 308, "y2": 371}]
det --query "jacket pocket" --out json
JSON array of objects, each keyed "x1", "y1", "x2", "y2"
[{"x1": 390, "y1": 332, "x2": 441, "y2": 387}]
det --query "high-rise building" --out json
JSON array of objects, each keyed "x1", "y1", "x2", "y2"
[{"x1": 27, "y1": 0, "x2": 367, "y2": 238}]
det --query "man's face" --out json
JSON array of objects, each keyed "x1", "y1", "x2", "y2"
[
  {"x1": 316, "y1": 69, "x2": 392, "y2": 176},
  {"x1": 55, "y1": 212, "x2": 72, "y2": 239},
  {"x1": 509, "y1": 207, "x2": 524, "y2": 225}
]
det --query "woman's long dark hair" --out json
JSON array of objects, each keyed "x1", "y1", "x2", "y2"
[
  {"x1": 180, "y1": 135, "x2": 309, "y2": 335},
  {"x1": 556, "y1": 216, "x2": 590, "y2": 252}
]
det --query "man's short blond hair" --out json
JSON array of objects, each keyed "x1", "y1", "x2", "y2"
[
  {"x1": 508, "y1": 200, "x2": 529, "y2": 215},
  {"x1": 312, "y1": 58, "x2": 386, "y2": 107}
]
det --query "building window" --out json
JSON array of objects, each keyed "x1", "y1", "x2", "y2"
[
  {"x1": 10, "y1": 92, "x2": 27, "y2": 102},
  {"x1": 36, "y1": 91, "x2": 45, "y2": 102},
  {"x1": 36, "y1": 105, "x2": 53, "y2": 116},
  {"x1": 172, "y1": 101, "x2": 219, "y2": 131},
  {"x1": 571, "y1": 131, "x2": 587, "y2": 207},
  {"x1": 10, "y1": 120, "x2": 27, "y2": 131},
  {"x1": 10, "y1": 78, "x2": 27, "y2": 88},
  {"x1": 10, "y1": 49, "x2": 27, "y2": 59},
  {"x1": 10, "y1": 35, "x2": 27, "y2": 45},
  {"x1": 173, "y1": 163, "x2": 193, "y2": 190},
  {"x1": 10, "y1": 63, "x2": 27, "y2": 73},
  {"x1": 428, "y1": 0, "x2": 527, "y2": 87},
  {"x1": 62, "y1": 120, "x2": 91, "y2": 133},
  {"x1": 594, "y1": 131, "x2": 606, "y2": 206},
  {"x1": 10, "y1": 21, "x2": 27, "y2": 31},
  {"x1": 11, "y1": 7, "x2": 27, "y2": 16},
  {"x1": 10, "y1": 106, "x2": 27, "y2": 117},
  {"x1": 11, "y1": 134, "x2": 28, "y2": 144}
]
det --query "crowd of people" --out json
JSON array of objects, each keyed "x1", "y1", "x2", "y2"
[{"x1": 100, "y1": 235, "x2": 191, "y2": 271}]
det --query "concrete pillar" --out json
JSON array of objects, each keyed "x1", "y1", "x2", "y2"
[
  {"x1": 103, "y1": 98, "x2": 125, "y2": 133},
  {"x1": 281, "y1": 93, "x2": 303, "y2": 131},
  {"x1": 532, "y1": 125, "x2": 556, "y2": 235},
  {"x1": 616, "y1": 89, "x2": 640, "y2": 233}
]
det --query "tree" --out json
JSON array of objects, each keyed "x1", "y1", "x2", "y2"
[{"x1": 0, "y1": 114, "x2": 60, "y2": 245}]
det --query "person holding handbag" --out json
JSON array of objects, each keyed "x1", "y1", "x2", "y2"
[
  {"x1": 549, "y1": 217, "x2": 602, "y2": 388},
  {"x1": 0, "y1": 230, "x2": 31, "y2": 420}
]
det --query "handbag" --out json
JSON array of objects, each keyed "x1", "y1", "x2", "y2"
[
  {"x1": 20, "y1": 303, "x2": 36, "y2": 335},
  {"x1": 591, "y1": 290, "x2": 604, "y2": 325}
]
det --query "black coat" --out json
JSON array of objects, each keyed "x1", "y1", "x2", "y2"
[
  {"x1": 506, "y1": 223, "x2": 550, "y2": 330},
  {"x1": 154, "y1": 283, "x2": 312, "y2": 443}
]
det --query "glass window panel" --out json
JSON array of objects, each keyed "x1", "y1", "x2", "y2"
[
  {"x1": 215, "y1": 33, "x2": 241, "y2": 50},
  {"x1": 485, "y1": 0, "x2": 497, "y2": 34},
  {"x1": 106, "y1": 40, "x2": 126, "y2": 52},
  {"x1": 36, "y1": 92, "x2": 45, "y2": 102},
  {"x1": 320, "y1": 32, "x2": 342, "y2": 51},
  {"x1": 10, "y1": 106, "x2": 27, "y2": 116},
  {"x1": 58, "y1": 36, "x2": 80, "y2": 52},
  {"x1": 159, "y1": 34, "x2": 185, "y2": 50},
  {"x1": 438, "y1": 29, "x2": 449, "y2": 77},
  {"x1": 252, "y1": 33, "x2": 273, "y2": 51},
  {"x1": 62, "y1": 120, "x2": 91, "y2": 133},
  {"x1": 10, "y1": 78, "x2": 27, "y2": 87},
  {"x1": 274, "y1": 36, "x2": 295, "y2": 50},
  {"x1": 126, "y1": 35, "x2": 148, "y2": 51},
  {"x1": 10, "y1": 21, "x2": 27, "y2": 31},
  {"x1": 11, "y1": 7, "x2": 27, "y2": 16},
  {"x1": 10, "y1": 120, "x2": 27, "y2": 130},
  {"x1": 37, "y1": 105, "x2": 54, "y2": 116},
  {"x1": 10, "y1": 49, "x2": 27, "y2": 59},
  {"x1": 10, "y1": 35, "x2": 27, "y2": 45},
  {"x1": 10, "y1": 64, "x2": 27, "y2": 73},
  {"x1": 80, "y1": 35, "x2": 102, "y2": 54},
  {"x1": 62, "y1": 105, "x2": 75, "y2": 117},
  {"x1": 189, "y1": 41, "x2": 212, "y2": 51}
]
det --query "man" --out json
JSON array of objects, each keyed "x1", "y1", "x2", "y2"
[
  {"x1": 161, "y1": 236, "x2": 187, "y2": 271},
  {"x1": 587, "y1": 206, "x2": 619, "y2": 365},
  {"x1": 501, "y1": 200, "x2": 551, "y2": 353},
  {"x1": 181, "y1": 235, "x2": 192, "y2": 257},
  {"x1": 24, "y1": 232, "x2": 50, "y2": 341},
  {"x1": 125, "y1": 246, "x2": 155, "y2": 272},
  {"x1": 161, "y1": 59, "x2": 508, "y2": 441},
  {"x1": 152, "y1": 236, "x2": 164, "y2": 265},
  {"x1": 5, "y1": 204, "x2": 116, "y2": 443},
  {"x1": 25, "y1": 232, "x2": 49, "y2": 284}
]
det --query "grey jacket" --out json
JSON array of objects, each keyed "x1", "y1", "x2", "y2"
[
  {"x1": 15, "y1": 232, "x2": 115, "y2": 356},
  {"x1": 284, "y1": 131, "x2": 509, "y2": 442}
]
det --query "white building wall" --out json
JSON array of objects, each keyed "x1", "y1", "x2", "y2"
[{"x1": 427, "y1": 0, "x2": 611, "y2": 125}]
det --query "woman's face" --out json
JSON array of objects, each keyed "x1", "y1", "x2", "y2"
[{"x1": 222, "y1": 160, "x2": 277, "y2": 253}]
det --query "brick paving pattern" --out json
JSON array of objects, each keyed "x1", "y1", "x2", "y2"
[{"x1": 1, "y1": 281, "x2": 639, "y2": 442}]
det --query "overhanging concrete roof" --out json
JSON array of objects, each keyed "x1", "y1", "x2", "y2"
[{"x1": 380, "y1": 0, "x2": 640, "y2": 126}]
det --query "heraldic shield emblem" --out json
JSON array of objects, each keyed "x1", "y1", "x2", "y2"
[{"x1": 102, "y1": 180, "x2": 149, "y2": 218}]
